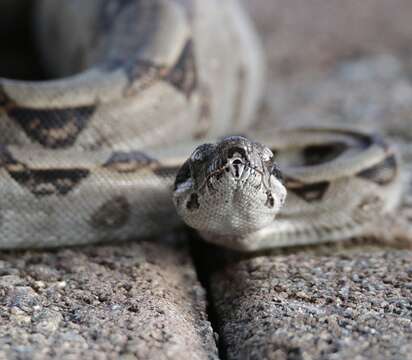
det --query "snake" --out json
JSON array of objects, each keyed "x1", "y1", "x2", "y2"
[{"x1": 0, "y1": 0, "x2": 406, "y2": 250}]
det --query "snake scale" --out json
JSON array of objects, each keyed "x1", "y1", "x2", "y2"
[{"x1": 0, "y1": 0, "x2": 407, "y2": 250}]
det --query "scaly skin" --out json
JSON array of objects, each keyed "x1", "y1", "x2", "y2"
[
  {"x1": 0, "y1": 0, "x2": 263, "y2": 248},
  {"x1": 173, "y1": 127, "x2": 406, "y2": 251},
  {"x1": 0, "y1": 1, "x2": 408, "y2": 250}
]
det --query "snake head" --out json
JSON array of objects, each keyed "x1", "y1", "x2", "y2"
[{"x1": 173, "y1": 136, "x2": 287, "y2": 242}]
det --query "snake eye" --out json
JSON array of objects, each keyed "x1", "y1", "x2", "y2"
[
  {"x1": 190, "y1": 143, "x2": 215, "y2": 163},
  {"x1": 262, "y1": 147, "x2": 274, "y2": 162},
  {"x1": 191, "y1": 149, "x2": 204, "y2": 162}
]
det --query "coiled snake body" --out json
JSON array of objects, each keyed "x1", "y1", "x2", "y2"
[{"x1": 0, "y1": 0, "x2": 406, "y2": 250}]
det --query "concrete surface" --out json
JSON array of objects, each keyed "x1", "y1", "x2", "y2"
[
  {"x1": 211, "y1": 246, "x2": 412, "y2": 360},
  {"x1": 0, "y1": 241, "x2": 218, "y2": 360}
]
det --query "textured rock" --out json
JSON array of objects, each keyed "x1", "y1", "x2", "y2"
[
  {"x1": 211, "y1": 247, "x2": 412, "y2": 360},
  {"x1": 0, "y1": 241, "x2": 218, "y2": 360}
]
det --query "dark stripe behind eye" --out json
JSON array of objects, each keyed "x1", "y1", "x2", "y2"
[
  {"x1": 356, "y1": 154, "x2": 397, "y2": 185},
  {"x1": 286, "y1": 180, "x2": 330, "y2": 202},
  {"x1": 174, "y1": 160, "x2": 191, "y2": 191}
]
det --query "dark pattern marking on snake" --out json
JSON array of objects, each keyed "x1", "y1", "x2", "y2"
[
  {"x1": 90, "y1": 196, "x2": 131, "y2": 229},
  {"x1": 303, "y1": 143, "x2": 346, "y2": 166},
  {"x1": 119, "y1": 39, "x2": 197, "y2": 98},
  {"x1": 194, "y1": 85, "x2": 212, "y2": 139},
  {"x1": 356, "y1": 154, "x2": 398, "y2": 185},
  {"x1": 103, "y1": 151, "x2": 158, "y2": 173},
  {"x1": 186, "y1": 193, "x2": 200, "y2": 210},
  {"x1": 101, "y1": 0, "x2": 163, "y2": 96},
  {"x1": 153, "y1": 165, "x2": 180, "y2": 179},
  {"x1": 123, "y1": 60, "x2": 167, "y2": 96},
  {"x1": 9, "y1": 168, "x2": 90, "y2": 197},
  {"x1": 8, "y1": 106, "x2": 96, "y2": 149},
  {"x1": 1, "y1": 144, "x2": 90, "y2": 196},
  {"x1": 287, "y1": 180, "x2": 330, "y2": 202},
  {"x1": 265, "y1": 191, "x2": 275, "y2": 208},
  {"x1": 166, "y1": 40, "x2": 197, "y2": 98}
]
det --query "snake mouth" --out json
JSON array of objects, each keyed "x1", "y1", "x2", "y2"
[
  {"x1": 201, "y1": 161, "x2": 264, "y2": 193},
  {"x1": 228, "y1": 157, "x2": 246, "y2": 179}
]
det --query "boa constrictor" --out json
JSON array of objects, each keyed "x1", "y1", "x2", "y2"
[{"x1": 0, "y1": 0, "x2": 406, "y2": 250}]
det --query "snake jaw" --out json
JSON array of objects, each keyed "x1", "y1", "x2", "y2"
[{"x1": 173, "y1": 136, "x2": 287, "y2": 239}]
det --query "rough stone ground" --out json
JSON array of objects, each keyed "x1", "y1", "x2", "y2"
[
  {"x1": 0, "y1": 241, "x2": 218, "y2": 360},
  {"x1": 210, "y1": 246, "x2": 412, "y2": 360},
  {"x1": 206, "y1": 1, "x2": 412, "y2": 359}
]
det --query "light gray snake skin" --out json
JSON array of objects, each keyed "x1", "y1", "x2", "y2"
[{"x1": 0, "y1": 0, "x2": 406, "y2": 250}]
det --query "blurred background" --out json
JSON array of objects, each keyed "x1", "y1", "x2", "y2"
[{"x1": 241, "y1": 0, "x2": 412, "y2": 140}]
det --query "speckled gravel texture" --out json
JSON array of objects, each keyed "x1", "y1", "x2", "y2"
[
  {"x1": 0, "y1": 241, "x2": 218, "y2": 360},
  {"x1": 211, "y1": 247, "x2": 412, "y2": 360}
]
